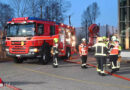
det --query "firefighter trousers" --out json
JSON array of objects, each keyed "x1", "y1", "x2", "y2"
[
  {"x1": 53, "y1": 54, "x2": 58, "y2": 66},
  {"x1": 96, "y1": 56, "x2": 106, "y2": 71},
  {"x1": 109, "y1": 55, "x2": 118, "y2": 69},
  {"x1": 81, "y1": 55, "x2": 87, "y2": 66}
]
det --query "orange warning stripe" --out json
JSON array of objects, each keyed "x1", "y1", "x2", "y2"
[{"x1": 6, "y1": 84, "x2": 21, "y2": 90}]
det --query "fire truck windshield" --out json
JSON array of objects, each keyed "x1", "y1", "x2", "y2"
[{"x1": 7, "y1": 24, "x2": 35, "y2": 37}]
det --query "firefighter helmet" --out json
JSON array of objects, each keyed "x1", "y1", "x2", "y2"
[
  {"x1": 54, "y1": 38, "x2": 58, "y2": 43},
  {"x1": 103, "y1": 36, "x2": 107, "y2": 40},
  {"x1": 111, "y1": 36, "x2": 117, "y2": 41},
  {"x1": 82, "y1": 38, "x2": 86, "y2": 42},
  {"x1": 98, "y1": 37, "x2": 103, "y2": 42}
]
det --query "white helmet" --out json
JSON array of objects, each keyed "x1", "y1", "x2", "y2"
[
  {"x1": 112, "y1": 36, "x2": 117, "y2": 41},
  {"x1": 82, "y1": 38, "x2": 86, "y2": 42}
]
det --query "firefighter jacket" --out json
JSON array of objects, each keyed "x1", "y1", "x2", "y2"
[
  {"x1": 109, "y1": 41, "x2": 121, "y2": 55},
  {"x1": 93, "y1": 42, "x2": 108, "y2": 56},
  {"x1": 104, "y1": 41, "x2": 109, "y2": 48},
  {"x1": 51, "y1": 43, "x2": 59, "y2": 55},
  {"x1": 79, "y1": 43, "x2": 88, "y2": 56}
]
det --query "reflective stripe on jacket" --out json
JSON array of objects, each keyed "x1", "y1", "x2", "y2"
[
  {"x1": 93, "y1": 42, "x2": 108, "y2": 56},
  {"x1": 52, "y1": 44, "x2": 59, "y2": 55},
  {"x1": 79, "y1": 43, "x2": 88, "y2": 55}
]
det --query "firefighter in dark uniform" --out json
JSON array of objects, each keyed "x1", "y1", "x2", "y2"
[
  {"x1": 93, "y1": 37, "x2": 108, "y2": 76},
  {"x1": 79, "y1": 38, "x2": 88, "y2": 69},
  {"x1": 51, "y1": 38, "x2": 59, "y2": 68}
]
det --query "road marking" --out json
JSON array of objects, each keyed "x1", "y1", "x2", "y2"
[
  {"x1": 16, "y1": 65, "x2": 130, "y2": 89},
  {"x1": 64, "y1": 60, "x2": 130, "y2": 81},
  {"x1": 5, "y1": 84, "x2": 21, "y2": 90}
]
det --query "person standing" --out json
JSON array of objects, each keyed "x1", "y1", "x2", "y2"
[
  {"x1": 93, "y1": 37, "x2": 108, "y2": 76},
  {"x1": 109, "y1": 39, "x2": 122, "y2": 73},
  {"x1": 51, "y1": 38, "x2": 59, "y2": 68},
  {"x1": 79, "y1": 38, "x2": 88, "y2": 69}
]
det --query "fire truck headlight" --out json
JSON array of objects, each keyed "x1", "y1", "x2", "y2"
[
  {"x1": 34, "y1": 48, "x2": 38, "y2": 52},
  {"x1": 5, "y1": 48, "x2": 9, "y2": 52},
  {"x1": 29, "y1": 48, "x2": 38, "y2": 53}
]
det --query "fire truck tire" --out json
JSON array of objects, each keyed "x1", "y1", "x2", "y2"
[
  {"x1": 14, "y1": 58, "x2": 24, "y2": 63},
  {"x1": 65, "y1": 48, "x2": 71, "y2": 59},
  {"x1": 40, "y1": 44, "x2": 51, "y2": 65}
]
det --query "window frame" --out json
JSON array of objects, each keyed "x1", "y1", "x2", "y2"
[
  {"x1": 37, "y1": 24, "x2": 44, "y2": 35},
  {"x1": 50, "y1": 25, "x2": 55, "y2": 35}
]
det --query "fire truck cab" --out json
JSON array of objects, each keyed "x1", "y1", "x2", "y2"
[{"x1": 5, "y1": 17, "x2": 76, "y2": 64}]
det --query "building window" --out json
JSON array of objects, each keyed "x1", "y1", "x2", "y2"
[
  {"x1": 120, "y1": 8, "x2": 127, "y2": 21},
  {"x1": 37, "y1": 24, "x2": 44, "y2": 35},
  {"x1": 120, "y1": 22, "x2": 126, "y2": 37},
  {"x1": 120, "y1": 0, "x2": 127, "y2": 7},
  {"x1": 129, "y1": 7, "x2": 130, "y2": 21}
]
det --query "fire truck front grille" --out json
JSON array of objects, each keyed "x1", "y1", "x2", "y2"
[
  {"x1": 11, "y1": 46, "x2": 27, "y2": 54},
  {"x1": 11, "y1": 41, "x2": 26, "y2": 45}
]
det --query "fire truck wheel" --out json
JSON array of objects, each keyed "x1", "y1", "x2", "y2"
[
  {"x1": 40, "y1": 46, "x2": 51, "y2": 65},
  {"x1": 14, "y1": 58, "x2": 24, "y2": 63}
]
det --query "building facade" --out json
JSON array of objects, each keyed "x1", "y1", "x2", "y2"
[{"x1": 119, "y1": 0, "x2": 130, "y2": 49}]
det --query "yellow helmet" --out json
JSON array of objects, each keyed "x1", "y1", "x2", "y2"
[
  {"x1": 54, "y1": 38, "x2": 58, "y2": 43},
  {"x1": 98, "y1": 37, "x2": 103, "y2": 42},
  {"x1": 102, "y1": 36, "x2": 107, "y2": 40}
]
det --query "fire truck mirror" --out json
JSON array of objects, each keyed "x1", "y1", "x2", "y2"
[{"x1": 59, "y1": 42, "x2": 63, "y2": 49}]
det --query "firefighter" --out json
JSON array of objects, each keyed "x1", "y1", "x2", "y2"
[
  {"x1": 93, "y1": 37, "x2": 108, "y2": 76},
  {"x1": 103, "y1": 36, "x2": 110, "y2": 67},
  {"x1": 79, "y1": 38, "x2": 88, "y2": 69},
  {"x1": 51, "y1": 38, "x2": 59, "y2": 68},
  {"x1": 109, "y1": 38, "x2": 122, "y2": 73}
]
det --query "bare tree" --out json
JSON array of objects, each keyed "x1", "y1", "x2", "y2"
[
  {"x1": 10, "y1": 0, "x2": 31, "y2": 17},
  {"x1": 8, "y1": 0, "x2": 71, "y2": 23},
  {"x1": 81, "y1": 2, "x2": 100, "y2": 40},
  {"x1": 28, "y1": 0, "x2": 40, "y2": 17},
  {"x1": 43, "y1": 0, "x2": 71, "y2": 22},
  {"x1": 0, "y1": 2, "x2": 14, "y2": 29},
  {"x1": 91, "y1": 2, "x2": 100, "y2": 23}
]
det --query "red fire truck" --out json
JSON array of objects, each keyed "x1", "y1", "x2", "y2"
[{"x1": 5, "y1": 17, "x2": 76, "y2": 64}]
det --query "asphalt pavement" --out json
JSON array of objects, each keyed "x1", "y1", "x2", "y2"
[{"x1": 0, "y1": 55, "x2": 130, "y2": 90}]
